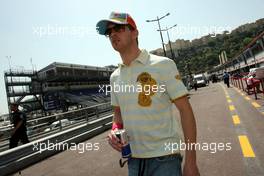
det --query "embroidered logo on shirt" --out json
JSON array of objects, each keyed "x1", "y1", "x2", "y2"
[
  {"x1": 137, "y1": 72, "x2": 152, "y2": 83},
  {"x1": 137, "y1": 72, "x2": 157, "y2": 107}
]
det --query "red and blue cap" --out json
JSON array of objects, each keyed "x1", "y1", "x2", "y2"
[{"x1": 96, "y1": 12, "x2": 137, "y2": 35}]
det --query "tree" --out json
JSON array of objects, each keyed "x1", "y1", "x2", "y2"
[{"x1": 243, "y1": 37, "x2": 252, "y2": 46}]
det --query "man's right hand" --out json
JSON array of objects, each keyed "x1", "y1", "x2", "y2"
[{"x1": 107, "y1": 130, "x2": 123, "y2": 152}]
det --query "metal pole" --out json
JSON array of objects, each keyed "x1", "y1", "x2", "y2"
[
  {"x1": 251, "y1": 48, "x2": 257, "y2": 68},
  {"x1": 157, "y1": 17, "x2": 166, "y2": 57},
  {"x1": 146, "y1": 13, "x2": 170, "y2": 57},
  {"x1": 157, "y1": 24, "x2": 177, "y2": 60},
  {"x1": 6, "y1": 56, "x2": 15, "y2": 103},
  {"x1": 166, "y1": 29, "x2": 174, "y2": 60},
  {"x1": 6, "y1": 56, "x2": 11, "y2": 72}
]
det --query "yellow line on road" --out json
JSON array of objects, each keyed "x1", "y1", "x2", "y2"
[
  {"x1": 252, "y1": 102, "x2": 261, "y2": 108},
  {"x1": 238, "y1": 136, "x2": 255, "y2": 157},
  {"x1": 232, "y1": 115, "x2": 240, "y2": 125},
  {"x1": 229, "y1": 105, "x2": 235, "y2": 111},
  {"x1": 227, "y1": 99, "x2": 232, "y2": 103},
  {"x1": 244, "y1": 96, "x2": 251, "y2": 101}
]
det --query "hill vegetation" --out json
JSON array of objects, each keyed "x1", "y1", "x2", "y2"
[{"x1": 166, "y1": 18, "x2": 264, "y2": 75}]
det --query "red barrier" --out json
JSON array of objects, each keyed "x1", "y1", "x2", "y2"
[{"x1": 243, "y1": 77, "x2": 260, "y2": 99}]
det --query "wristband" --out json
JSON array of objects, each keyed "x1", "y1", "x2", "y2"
[{"x1": 112, "y1": 122, "x2": 123, "y2": 130}]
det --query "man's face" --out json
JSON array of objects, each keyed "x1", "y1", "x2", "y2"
[
  {"x1": 105, "y1": 23, "x2": 135, "y2": 52},
  {"x1": 10, "y1": 104, "x2": 18, "y2": 112}
]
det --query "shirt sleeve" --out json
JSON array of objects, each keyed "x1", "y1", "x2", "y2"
[
  {"x1": 19, "y1": 112, "x2": 26, "y2": 121},
  {"x1": 19, "y1": 114, "x2": 24, "y2": 120},
  {"x1": 160, "y1": 59, "x2": 188, "y2": 101},
  {"x1": 110, "y1": 75, "x2": 119, "y2": 107}
]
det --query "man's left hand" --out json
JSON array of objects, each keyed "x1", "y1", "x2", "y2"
[{"x1": 183, "y1": 162, "x2": 200, "y2": 176}]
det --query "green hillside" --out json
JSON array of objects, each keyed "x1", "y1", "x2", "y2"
[{"x1": 164, "y1": 18, "x2": 264, "y2": 75}]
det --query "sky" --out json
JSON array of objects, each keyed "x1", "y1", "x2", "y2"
[{"x1": 0, "y1": 0, "x2": 263, "y2": 114}]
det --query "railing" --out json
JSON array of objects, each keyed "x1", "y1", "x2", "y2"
[
  {"x1": 4, "y1": 70, "x2": 36, "y2": 76},
  {"x1": 230, "y1": 76, "x2": 264, "y2": 99},
  {"x1": 0, "y1": 102, "x2": 112, "y2": 152},
  {"x1": 0, "y1": 113, "x2": 113, "y2": 176}
]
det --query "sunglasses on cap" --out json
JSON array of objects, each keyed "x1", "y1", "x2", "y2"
[{"x1": 105, "y1": 24, "x2": 133, "y2": 37}]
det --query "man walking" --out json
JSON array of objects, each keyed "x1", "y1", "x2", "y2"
[
  {"x1": 223, "y1": 71, "x2": 230, "y2": 88},
  {"x1": 97, "y1": 12, "x2": 199, "y2": 176},
  {"x1": 9, "y1": 103, "x2": 29, "y2": 149}
]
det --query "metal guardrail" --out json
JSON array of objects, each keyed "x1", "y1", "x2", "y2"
[
  {"x1": 0, "y1": 103, "x2": 112, "y2": 154},
  {"x1": 4, "y1": 70, "x2": 36, "y2": 76},
  {"x1": 0, "y1": 102, "x2": 111, "y2": 142},
  {"x1": 0, "y1": 111, "x2": 112, "y2": 152},
  {"x1": 0, "y1": 114, "x2": 113, "y2": 176}
]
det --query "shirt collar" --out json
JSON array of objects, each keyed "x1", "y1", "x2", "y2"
[{"x1": 118, "y1": 49, "x2": 149, "y2": 68}]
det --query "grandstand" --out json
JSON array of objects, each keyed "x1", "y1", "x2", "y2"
[{"x1": 5, "y1": 62, "x2": 116, "y2": 114}]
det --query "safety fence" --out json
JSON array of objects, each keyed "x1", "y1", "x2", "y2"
[{"x1": 230, "y1": 76, "x2": 264, "y2": 99}]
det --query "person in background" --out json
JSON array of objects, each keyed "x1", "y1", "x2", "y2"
[
  {"x1": 223, "y1": 71, "x2": 230, "y2": 88},
  {"x1": 247, "y1": 73, "x2": 261, "y2": 92},
  {"x1": 9, "y1": 103, "x2": 29, "y2": 149},
  {"x1": 193, "y1": 78, "x2": 198, "y2": 91}
]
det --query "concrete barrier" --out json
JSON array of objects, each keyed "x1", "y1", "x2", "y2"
[{"x1": 0, "y1": 114, "x2": 112, "y2": 176}]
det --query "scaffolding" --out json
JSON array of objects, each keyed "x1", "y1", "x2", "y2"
[
  {"x1": 4, "y1": 62, "x2": 115, "y2": 116},
  {"x1": 4, "y1": 69, "x2": 44, "y2": 115}
]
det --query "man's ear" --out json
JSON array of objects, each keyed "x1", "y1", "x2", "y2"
[{"x1": 132, "y1": 29, "x2": 139, "y2": 40}]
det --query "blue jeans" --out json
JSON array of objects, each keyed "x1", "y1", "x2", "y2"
[{"x1": 128, "y1": 154, "x2": 182, "y2": 176}]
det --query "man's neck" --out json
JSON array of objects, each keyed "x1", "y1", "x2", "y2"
[{"x1": 120, "y1": 47, "x2": 141, "y2": 66}]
